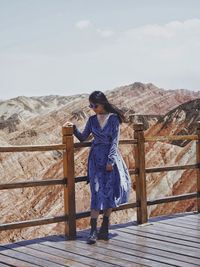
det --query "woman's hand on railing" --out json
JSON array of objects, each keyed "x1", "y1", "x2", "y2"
[
  {"x1": 63, "y1": 122, "x2": 76, "y2": 132},
  {"x1": 64, "y1": 121, "x2": 73, "y2": 127}
]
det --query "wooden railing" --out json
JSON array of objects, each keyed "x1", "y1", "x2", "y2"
[{"x1": 0, "y1": 120, "x2": 200, "y2": 240}]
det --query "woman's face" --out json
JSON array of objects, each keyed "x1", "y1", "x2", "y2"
[{"x1": 89, "y1": 102, "x2": 106, "y2": 114}]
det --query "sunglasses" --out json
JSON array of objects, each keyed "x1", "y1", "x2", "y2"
[{"x1": 89, "y1": 103, "x2": 99, "y2": 109}]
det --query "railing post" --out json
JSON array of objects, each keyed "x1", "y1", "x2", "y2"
[
  {"x1": 196, "y1": 121, "x2": 200, "y2": 213},
  {"x1": 62, "y1": 124, "x2": 76, "y2": 239},
  {"x1": 133, "y1": 123, "x2": 148, "y2": 224}
]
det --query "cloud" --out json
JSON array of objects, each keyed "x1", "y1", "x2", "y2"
[
  {"x1": 75, "y1": 18, "x2": 200, "y2": 90},
  {"x1": 75, "y1": 20, "x2": 114, "y2": 38},
  {"x1": 96, "y1": 29, "x2": 114, "y2": 38},
  {"x1": 124, "y1": 18, "x2": 200, "y2": 40},
  {"x1": 75, "y1": 20, "x2": 92, "y2": 30},
  {"x1": 1, "y1": 18, "x2": 200, "y2": 99}
]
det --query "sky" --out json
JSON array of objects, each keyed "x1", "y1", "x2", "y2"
[{"x1": 0, "y1": 0, "x2": 200, "y2": 99}]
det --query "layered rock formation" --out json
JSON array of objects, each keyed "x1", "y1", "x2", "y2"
[
  {"x1": 0, "y1": 82, "x2": 200, "y2": 243},
  {"x1": 145, "y1": 99, "x2": 200, "y2": 217}
]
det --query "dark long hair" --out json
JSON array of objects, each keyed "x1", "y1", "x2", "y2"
[{"x1": 89, "y1": 91, "x2": 125, "y2": 123}]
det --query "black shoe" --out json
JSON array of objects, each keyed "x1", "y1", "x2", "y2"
[
  {"x1": 87, "y1": 230, "x2": 97, "y2": 244},
  {"x1": 87, "y1": 218, "x2": 97, "y2": 244},
  {"x1": 97, "y1": 229, "x2": 109, "y2": 240},
  {"x1": 97, "y1": 215, "x2": 109, "y2": 240}
]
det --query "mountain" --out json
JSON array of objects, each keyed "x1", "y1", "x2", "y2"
[
  {"x1": 106, "y1": 82, "x2": 200, "y2": 115},
  {"x1": 0, "y1": 82, "x2": 200, "y2": 243},
  {"x1": 145, "y1": 98, "x2": 200, "y2": 217}
]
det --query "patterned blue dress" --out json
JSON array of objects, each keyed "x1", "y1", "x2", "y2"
[{"x1": 74, "y1": 113, "x2": 131, "y2": 210}]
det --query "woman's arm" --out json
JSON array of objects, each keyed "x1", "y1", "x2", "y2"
[
  {"x1": 73, "y1": 118, "x2": 92, "y2": 142},
  {"x1": 107, "y1": 116, "x2": 120, "y2": 166}
]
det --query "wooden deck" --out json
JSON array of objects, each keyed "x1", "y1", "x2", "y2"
[{"x1": 1, "y1": 212, "x2": 200, "y2": 267}]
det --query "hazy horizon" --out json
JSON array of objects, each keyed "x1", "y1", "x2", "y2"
[
  {"x1": 1, "y1": 81, "x2": 199, "y2": 102},
  {"x1": 1, "y1": 0, "x2": 200, "y2": 100}
]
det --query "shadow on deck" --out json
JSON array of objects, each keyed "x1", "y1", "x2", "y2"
[{"x1": 0, "y1": 212, "x2": 200, "y2": 267}]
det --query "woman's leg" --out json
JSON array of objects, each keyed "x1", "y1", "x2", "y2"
[
  {"x1": 98, "y1": 208, "x2": 112, "y2": 240},
  {"x1": 91, "y1": 209, "x2": 100, "y2": 218},
  {"x1": 103, "y1": 208, "x2": 112, "y2": 217},
  {"x1": 87, "y1": 209, "x2": 99, "y2": 244}
]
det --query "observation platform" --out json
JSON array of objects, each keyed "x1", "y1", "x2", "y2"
[{"x1": 0, "y1": 212, "x2": 200, "y2": 267}]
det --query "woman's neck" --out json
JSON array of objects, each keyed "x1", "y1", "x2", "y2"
[{"x1": 97, "y1": 111, "x2": 109, "y2": 115}]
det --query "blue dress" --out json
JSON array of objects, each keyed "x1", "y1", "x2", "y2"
[{"x1": 74, "y1": 113, "x2": 131, "y2": 210}]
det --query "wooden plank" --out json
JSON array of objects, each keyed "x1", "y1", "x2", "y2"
[
  {"x1": 119, "y1": 139, "x2": 137, "y2": 145},
  {"x1": 76, "y1": 239, "x2": 172, "y2": 267},
  {"x1": 62, "y1": 125, "x2": 76, "y2": 239},
  {"x1": 181, "y1": 213, "x2": 200, "y2": 219},
  {"x1": 75, "y1": 176, "x2": 88, "y2": 183},
  {"x1": 75, "y1": 171, "x2": 137, "y2": 183},
  {"x1": 43, "y1": 239, "x2": 140, "y2": 267},
  {"x1": 145, "y1": 135, "x2": 198, "y2": 142},
  {"x1": 0, "y1": 144, "x2": 65, "y2": 152},
  {"x1": 0, "y1": 253, "x2": 38, "y2": 267},
  {"x1": 49, "y1": 240, "x2": 172, "y2": 267},
  {"x1": 117, "y1": 227, "x2": 200, "y2": 258},
  {"x1": 74, "y1": 139, "x2": 137, "y2": 149},
  {"x1": 16, "y1": 242, "x2": 90, "y2": 267},
  {"x1": 94, "y1": 238, "x2": 191, "y2": 267},
  {"x1": 123, "y1": 225, "x2": 200, "y2": 249},
  {"x1": 149, "y1": 212, "x2": 199, "y2": 222},
  {"x1": 111, "y1": 230, "x2": 200, "y2": 266},
  {"x1": 0, "y1": 246, "x2": 63, "y2": 267},
  {"x1": 2, "y1": 242, "x2": 83, "y2": 267},
  {"x1": 120, "y1": 227, "x2": 199, "y2": 252},
  {"x1": 0, "y1": 178, "x2": 65, "y2": 190},
  {"x1": 114, "y1": 229, "x2": 200, "y2": 264},
  {"x1": 147, "y1": 192, "x2": 197, "y2": 206},
  {"x1": 0, "y1": 260, "x2": 11, "y2": 267},
  {"x1": 74, "y1": 141, "x2": 92, "y2": 148},
  {"x1": 0, "y1": 215, "x2": 66, "y2": 231},
  {"x1": 130, "y1": 221, "x2": 200, "y2": 244},
  {"x1": 76, "y1": 233, "x2": 183, "y2": 267},
  {"x1": 152, "y1": 222, "x2": 200, "y2": 239},
  {"x1": 160, "y1": 214, "x2": 200, "y2": 226},
  {"x1": 162, "y1": 215, "x2": 200, "y2": 227},
  {"x1": 146, "y1": 164, "x2": 198, "y2": 173},
  {"x1": 178, "y1": 213, "x2": 200, "y2": 222},
  {"x1": 149, "y1": 224, "x2": 200, "y2": 243},
  {"x1": 133, "y1": 123, "x2": 148, "y2": 224},
  {"x1": 106, "y1": 236, "x2": 198, "y2": 267},
  {"x1": 159, "y1": 220, "x2": 200, "y2": 231},
  {"x1": 128, "y1": 168, "x2": 138, "y2": 175},
  {"x1": 196, "y1": 121, "x2": 200, "y2": 212}
]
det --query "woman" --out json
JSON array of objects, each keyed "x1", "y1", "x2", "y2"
[{"x1": 66, "y1": 91, "x2": 131, "y2": 244}]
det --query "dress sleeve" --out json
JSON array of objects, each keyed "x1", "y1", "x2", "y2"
[
  {"x1": 73, "y1": 117, "x2": 92, "y2": 142},
  {"x1": 107, "y1": 116, "x2": 120, "y2": 165}
]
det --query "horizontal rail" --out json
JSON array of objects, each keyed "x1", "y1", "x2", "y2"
[
  {"x1": 3, "y1": 136, "x2": 196, "y2": 152},
  {"x1": 146, "y1": 164, "x2": 199, "y2": 174},
  {"x1": 75, "y1": 169, "x2": 137, "y2": 183},
  {"x1": 74, "y1": 139, "x2": 137, "y2": 149},
  {"x1": 147, "y1": 192, "x2": 197, "y2": 206},
  {"x1": 0, "y1": 144, "x2": 66, "y2": 153},
  {"x1": 74, "y1": 142, "x2": 92, "y2": 148},
  {"x1": 129, "y1": 169, "x2": 138, "y2": 175},
  {"x1": 119, "y1": 139, "x2": 137, "y2": 145},
  {"x1": 1, "y1": 135, "x2": 195, "y2": 152},
  {"x1": 75, "y1": 176, "x2": 88, "y2": 183},
  {"x1": 0, "y1": 179, "x2": 66, "y2": 190},
  {"x1": 76, "y1": 202, "x2": 137, "y2": 219},
  {"x1": 145, "y1": 135, "x2": 198, "y2": 142},
  {"x1": 0, "y1": 215, "x2": 67, "y2": 231}
]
